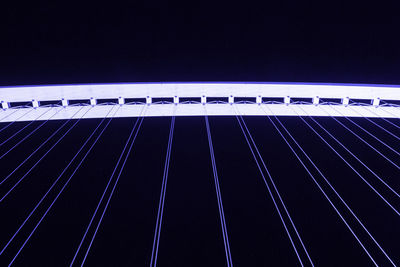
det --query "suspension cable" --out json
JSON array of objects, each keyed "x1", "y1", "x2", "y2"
[
  {"x1": 321, "y1": 108, "x2": 400, "y2": 171},
  {"x1": 263, "y1": 105, "x2": 394, "y2": 266},
  {"x1": 233, "y1": 105, "x2": 308, "y2": 267},
  {"x1": 205, "y1": 115, "x2": 233, "y2": 267},
  {"x1": 71, "y1": 105, "x2": 146, "y2": 266},
  {"x1": 329, "y1": 105, "x2": 400, "y2": 157},
  {"x1": 0, "y1": 106, "x2": 91, "y2": 201},
  {"x1": 0, "y1": 108, "x2": 35, "y2": 134},
  {"x1": 293, "y1": 105, "x2": 400, "y2": 216},
  {"x1": 0, "y1": 105, "x2": 118, "y2": 263},
  {"x1": 371, "y1": 104, "x2": 400, "y2": 124},
  {"x1": 0, "y1": 106, "x2": 55, "y2": 147},
  {"x1": 150, "y1": 115, "x2": 175, "y2": 267},
  {"x1": 304, "y1": 106, "x2": 400, "y2": 195},
  {"x1": 347, "y1": 105, "x2": 400, "y2": 141},
  {"x1": 299, "y1": 105, "x2": 400, "y2": 199},
  {"x1": 358, "y1": 105, "x2": 400, "y2": 130},
  {"x1": 0, "y1": 106, "x2": 67, "y2": 160},
  {"x1": 0, "y1": 108, "x2": 22, "y2": 123}
]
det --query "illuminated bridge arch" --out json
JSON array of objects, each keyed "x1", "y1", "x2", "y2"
[
  {"x1": 1, "y1": 82, "x2": 400, "y2": 121},
  {"x1": 1, "y1": 83, "x2": 400, "y2": 266}
]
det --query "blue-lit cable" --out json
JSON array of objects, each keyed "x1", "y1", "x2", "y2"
[
  {"x1": 0, "y1": 106, "x2": 65, "y2": 159},
  {"x1": 294, "y1": 106, "x2": 400, "y2": 217},
  {"x1": 0, "y1": 106, "x2": 85, "y2": 186},
  {"x1": 0, "y1": 108, "x2": 87, "y2": 186},
  {"x1": 0, "y1": 105, "x2": 117, "y2": 262},
  {"x1": 262, "y1": 106, "x2": 395, "y2": 266},
  {"x1": 0, "y1": 106, "x2": 90, "y2": 201},
  {"x1": 234, "y1": 112, "x2": 305, "y2": 267},
  {"x1": 6, "y1": 106, "x2": 118, "y2": 265},
  {"x1": 238, "y1": 113, "x2": 314, "y2": 266},
  {"x1": 150, "y1": 117, "x2": 173, "y2": 266},
  {"x1": 371, "y1": 106, "x2": 400, "y2": 126},
  {"x1": 304, "y1": 105, "x2": 400, "y2": 199},
  {"x1": 330, "y1": 105, "x2": 400, "y2": 157},
  {"x1": 269, "y1": 116, "x2": 378, "y2": 266},
  {"x1": 0, "y1": 108, "x2": 34, "y2": 134},
  {"x1": 358, "y1": 105, "x2": 400, "y2": 130},
  {"x1": 327, "y1": 113, "x2": 400, "y2": 171},
  {"x1": 0, "y1": 107, "x2": 55, "y2": 147},
  {"x1": 380, "y1": 118, "x2": 400, "y2": 130},
  {"x1": 347, "y1": 105, "x2": 400, "y2": 141},
  {"x1": 205, "y1": 115, "x2": 233, "y2": 267},
  {"x1": 310, "y1": 106, "x2": 400, "y2": 197},
  {"x1": 80, "y1": 115, "x2": 145, "y2": 266},
  {"x1": 206, "y1": 116, "x2": 232, "y2": 266},
  {"x1": 150, "y1": 116, "x2": 175, "y2": 267},
  {"x1": 70, "y1": 106, "x2": 145, "y2": 266},
  {"x1": 0, "y1": 108, "x2": 21, "y2": 123}
]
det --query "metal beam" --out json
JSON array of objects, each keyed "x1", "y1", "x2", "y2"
[
  {"x1": 0, "y1": 83, "x2": 399, "y2": 122},
  {"x1": 0, "y1": 104, "x2": 399, "y2": 123},
  {"x1": 1, "y1": 82, "x2": 400, "y2": 102}
]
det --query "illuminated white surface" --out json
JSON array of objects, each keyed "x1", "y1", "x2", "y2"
[
  {"x1": 61, "y1": 98, "x2": 68, "y2": 107},
  {"x1": 373, "y1": 98, "x2": 380, "y2": 107},
  {"x1": 0, "y1": 83, "x2": 399, "y2": 122},
  {"x1": 1, "y1": 82, "x2": 400, "y2": 102},
  {"x1": 0, "y1": 104, "x2": 399, "y2": 123}
]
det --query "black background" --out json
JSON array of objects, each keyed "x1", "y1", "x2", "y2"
[
  {"x1": 1, "y1": 1, "x2": 400, "y2": 266},
  {"x1": 1, "y1": 1, "x2": 400, "y2": 85}
]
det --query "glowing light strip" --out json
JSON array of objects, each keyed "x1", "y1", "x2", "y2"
[
  {"x1": 1, "y1": 82, "x2": 400, "y2": 101},
  {"x1": 0, "y1": 104, "x2": 399, "y2": 123},
  {"x1": 0, "y1": 83, "x2": 400, "y2": 121}
]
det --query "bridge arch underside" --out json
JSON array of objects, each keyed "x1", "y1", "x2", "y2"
[{"x1": 1, "y1": 82, "x2": 400, "y2": 122}]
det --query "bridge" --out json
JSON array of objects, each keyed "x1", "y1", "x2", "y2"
[
  {"x1": 0, "y1": 83, "x2": 399, "y2": 266},
  {"x1": 1, "y1": 83, "x2": 400, "y2": 121}
]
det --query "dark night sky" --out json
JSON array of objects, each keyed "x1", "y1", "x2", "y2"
[
  {"x1": 0, "y1": 1, "x2": 399, "y2": 85},
  {"x1": 1, "y1": 1, "x2": 400, "y2": 266}
]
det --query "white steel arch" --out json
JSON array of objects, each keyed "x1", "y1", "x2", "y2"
[{"x1": 1, "y1": 82, "x2": 400, "y2": 122}]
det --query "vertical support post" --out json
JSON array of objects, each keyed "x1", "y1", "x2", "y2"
[
  {"x1": 146, "y1": 96, "x2": 152, "y2": 105},
  {"x1": 342, "y1": 97, "x2": 349, "y2": 106},
  {"x1": 284, "y1": 96, "x2": 290, "y2": 105},
  {"x1": 32, "y1": 99, "x2": 39, "y2": 108},
  {"x1": 313, "y1": 96, "x2": 319, "y2": 105},
  {"x1": 90, "y1": 97, "x2": 96, "y2": 106},
  {"x1": 228, "y1": 95, "x2": 234, "y2": 105},
  {"x1": 62, "y1": 98, "x2": 68, "y2": 107},
  {"x1": 1, "y1": 101, "x2": 9, "y2": 109},
  {"x1": 373, "y1": 97, "x2": 380, "y2": 107},
  {"x1": 201, "y1": 95, "x2": 206, "y2": 105},
  {"x1": 256, "y1": 95, "x2": 262, "y2": 105},
  {"x1": 118, "y1": 97, "x2": 124, "y2": 105},
  {"x1": 174, "y1": 96, "x2": 179, "y2": 105}
]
